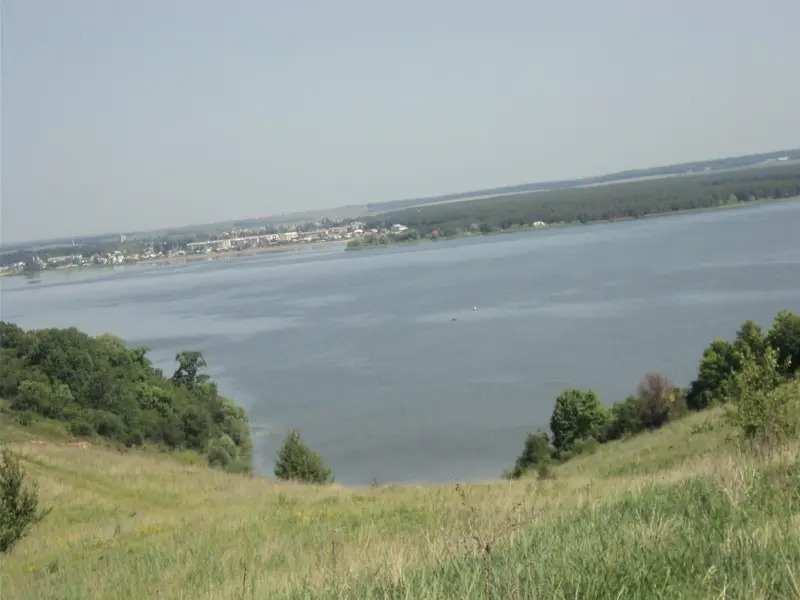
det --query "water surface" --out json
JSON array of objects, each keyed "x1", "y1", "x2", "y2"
[{"x1": 2, "y1": 201, "x2": 800, "y2": 485}]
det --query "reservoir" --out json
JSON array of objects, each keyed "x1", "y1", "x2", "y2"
[{"x1": 2, "y1": 200, "x2": 800, "y2": 485}]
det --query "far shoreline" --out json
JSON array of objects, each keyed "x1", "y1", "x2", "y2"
[
  {"x1": 345, "y1": 195, "x2": 800, "y2": 252},
  {"x1": 4, "y1": 196, "x2": 798, "y2": 277},
  {"x1": 0, "y1": 240, "x2": 348, "y2": 280}
]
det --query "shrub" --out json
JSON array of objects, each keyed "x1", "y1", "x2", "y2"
[
  {"x1": 0, "y1": 446, "x2": 50, "y2": 553},
  {"x1": 726, "y1": 345, "x2": 796, "y2": 445},
  {"x1": 14, "y1": 411, "x2": 38, "y2": 427},
  {"x1": 536, "y1": 460, "x2": 555, "y2": 481},
  {"x1": 508, "y1": 430, "x2": 552, "y2": 479},
  {"x1": 124, "y1": 430, "x2": 144, "y2": 448},
  {"x1": 601, "y1": 396, "x2": 642, "y2": 441},
  {"x1": 92, "y1": 411, "x2": 126, "y2": 439},
  {"x1": 12, "y1": 380, "x2": 53, "y2": 414},
  {"x1": 207, "y1": 446, "x2": 232, "y2": 468},
  {"x1": 635, "y1": 373, "x2": 680, "y2": 430},
  {"x1": 766, "y1": 310, "x2": 800, "y2": 375},
  {"x1": 549, "y1": 389, "x2": 608, "y2": 454},
  {"x1": 68, "y1": 420, "x2": 94, "y2": 438},
  {"x1": 274, "y1": 430, "x2": 333, "y2": 484},
  {"x1": 687, "y1": 339, "x2": 738, "y2": 410},
  {"x1": 572, "y1": 436, "x2": 599, "y2": 456},
  {"x1": 206, "y1": 435, "x2": 238, "y2": 469}
]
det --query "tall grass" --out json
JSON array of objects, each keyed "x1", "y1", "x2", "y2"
[{"x1": 2, "y1": 409, "x2": 799, "y2": 599}]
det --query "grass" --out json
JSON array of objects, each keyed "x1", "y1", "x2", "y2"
[{"x1": 2, "y1": 408, "x2": 800, "y2": 599}]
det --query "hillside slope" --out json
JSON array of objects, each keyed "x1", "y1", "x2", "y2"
[{"x1": 3, "y1": 407, "x2": 800, "y2": 599}]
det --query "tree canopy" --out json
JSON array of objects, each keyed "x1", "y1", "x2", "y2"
[{"x1": 0, "y1": 322, "x2": 252, "y2": 471}]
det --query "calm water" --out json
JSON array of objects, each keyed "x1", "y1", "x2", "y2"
[{"x1": 2, "y1": 201, "x2": 800, "y2": 485}]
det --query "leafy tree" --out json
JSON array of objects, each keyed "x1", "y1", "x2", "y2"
[
  {"x1": 726, "y1": 345, "x2": 796, "y2": 444},
  {"x1": 274, "y1": 430, "x2": 333, "y2": 484},
  {"x1": 12, "y1": 381, "x2": 53, "y2": 415},
  {"x1": 508, "y1": 430, "x2": 552, "y2": 479},
  {"x1": 733, "y1": 320, "x2": 766, "y2": 361},
  {"x1": 549, "y1": 389, "x2": 607, "y2": 454},
  {"x1": 766, "y1": 310, "x2": 800, "y2": 375},
  {"x1": 634, "y1": 373, "x2": 680, "y2": 430},
  {"x1": 686, "y1": 339, "x2": 737, "y2": 410},
  {"x1": 172, "y1": 351, "x2": 209, "y2": 389},
  {"x1": 207, "y1": 435, "x2": 237, "y2": 468},
  {"x1": 600, "y1": 396, "x2": 642, "y2": 441},
  {"x1": 0, "y1": 446, "x2": 50, "y2": 553}
]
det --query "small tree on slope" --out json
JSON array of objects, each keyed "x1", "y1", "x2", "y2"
[
  {"x1": 274, "y1": 430, "x2": 334, "y2": 484},
  {"x1": 0, "y1": 446, "x2": 50, "y2": 553}
]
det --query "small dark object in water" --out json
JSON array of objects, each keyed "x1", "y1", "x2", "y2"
[{"x1": 451, "y1": 317, "x2": 457, "y2": 321}]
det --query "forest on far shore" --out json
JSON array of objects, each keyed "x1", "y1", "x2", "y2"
[{"x1": 366, "y1": 163, "x2": 800, "y2": 237}]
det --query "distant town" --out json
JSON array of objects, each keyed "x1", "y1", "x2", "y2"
[{"x1": 0, "y1": 218, "x2": 385, "y2": 276}]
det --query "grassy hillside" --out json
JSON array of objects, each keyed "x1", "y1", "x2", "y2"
[{"x1": 3, "y1": 406, "x2": 800, "y2": 599}]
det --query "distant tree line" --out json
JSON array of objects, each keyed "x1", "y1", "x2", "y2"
[
  {"x1": 346, "y1": 228, "x2": 421, "y2": 249},
  {"x1": 508, "y1": 310, "x2": 800, "y2": 479},
  {"x1": 367, "y1": 151, "x2": 800, "y2": 213},
  {"x1": 0, "y1": 323, "x2": 252, "y2": 472},
  {"x1": 368, "y1": 165, "x2": 800, "y2": 237}
]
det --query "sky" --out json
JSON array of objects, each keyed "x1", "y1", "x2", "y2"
[{"x1": 2, "y1": 0, "x2": 800, "y2": 244}]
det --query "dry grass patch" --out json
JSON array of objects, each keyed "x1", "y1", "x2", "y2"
[{"x1": 4, "y1": 408, "x2": 799, "y2": 599}]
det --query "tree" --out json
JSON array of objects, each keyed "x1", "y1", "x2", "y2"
[
  {"x1": 726, "y1": 345, "x2": 795, "y2": 444},
  {"x1": 766, "y1": 311, "x2": 800, "y2": 375},
  {"x1": 274, "y1": 430, "x2": 333, "y2": 484},
  {"x1": 549, "y1": 389, "x2": 607, "y2": 454},
  {"x1": 508, "y1": 430, "x2": 552, "y2": 479},
  {"x1": 635, "y1": 373, "x2": 680, "y2": 430},
  {"x1": 600, "y1": 396, "x2": 642, "y2": 441},
  {"x1": 686, "y1": 339, "x2": 737, "y2": 410},
  {"x1": 172, "y1": 351, "x2": 209, "y2": 389},
  {"x1": 733, "y1": 320, "x2": 766, "y2": 361},
  {"x1": 0, "y1": 446, "x2": 50, "y2": 553}
]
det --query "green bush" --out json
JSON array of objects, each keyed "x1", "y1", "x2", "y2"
[
  {"x1": 601, "y1": 396, "x2": 642, "y2": 441},
  {"x1": 207, "y1": 446, "x2": 232, "y2": 468},
  {"x1": 91, "y1": 411, "x2": 126, "y2": 439},
  {"x1": 274, "y1": 430, "x2": 333, "y2": 484},
  {"x1": 68, "y1": 420, "x2": 94, "y2": 438},
  {"x1": 687, "y1": 312, "x2": 800, "y2": 410},
  {"x1": 550, "y1": 389, "x2": 608, "y2": 454},
  {"x1": 0, "y1": 446, "x2": 50, "y2": 553},
  {"x1": 766, "y1": 310, "x2": 800, "y2": 375},
  {"x1": 206, "y1": 435, "x2": 238, "y2": 469},
  {"x1": 14, "y1": 411, "x2": 38, "y2": 427},
  {"x1": 572, "y1": 436, "x2": 599, "y2": 456},
  {"x1": 507, "y1": 430, "x2": 552, "y2": 479},
  {"x1": 726, "y1": 346, "x2": 797, "y2": 445},
  {"x1": 634, "y1": 373, "x2": 681, "y2": 430},
  {"x1": 11, "y1": 381, "x2": 52, "y2": 414},
  {"x1": 687, "y1": 339, "x2": 738, "y2": 410}
]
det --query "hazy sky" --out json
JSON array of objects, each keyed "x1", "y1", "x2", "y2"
[{"x1": 3, "y1": 0, "x2": 799, "y2": 243}]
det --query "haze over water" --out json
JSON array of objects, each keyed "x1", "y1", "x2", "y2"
[{"x1": 3, "y1": 201, "x2": 800, "y2": 485}]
